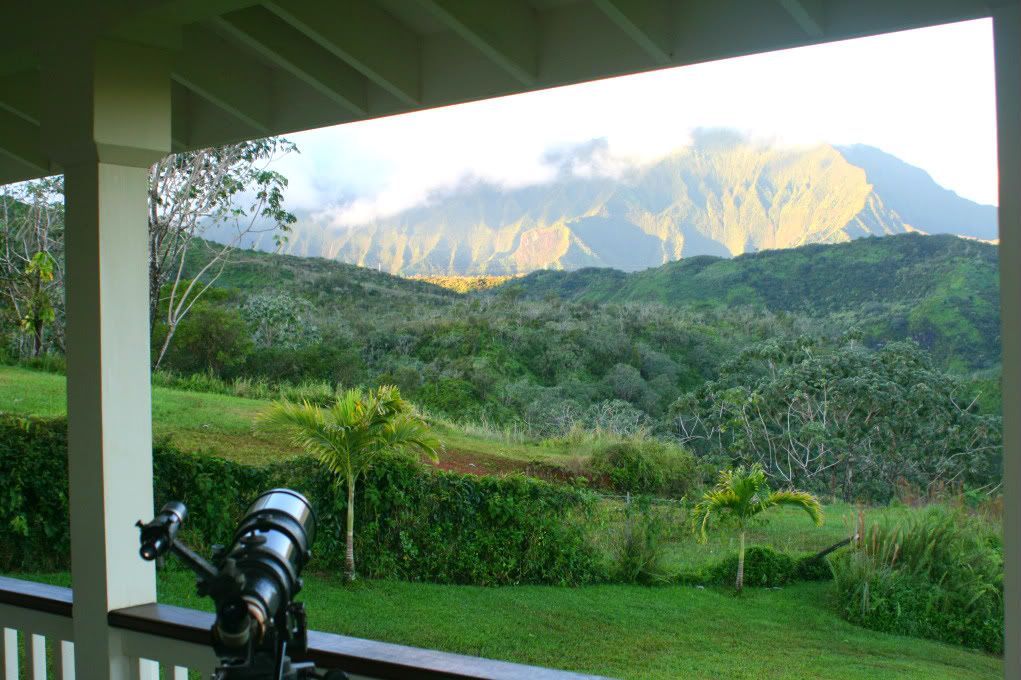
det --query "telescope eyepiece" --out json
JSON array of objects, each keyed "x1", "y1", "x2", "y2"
[{"x1": 137, "y1": 501, "x2": 188, "y2": 561}]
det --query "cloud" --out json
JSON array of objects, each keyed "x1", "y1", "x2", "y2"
[{"x1": 269, "y1": 17, "x2": 997, "y2": 226}]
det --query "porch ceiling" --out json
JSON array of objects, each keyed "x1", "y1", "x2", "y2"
[{"x1": 0, "y1": 0, "x2": 1005, "y2": 185}]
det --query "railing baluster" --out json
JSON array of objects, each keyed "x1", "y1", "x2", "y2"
[
  {"x1": 126, "y1": 656, "x2": 160, "y2": 680},
  {"x1": 139, "y1": 657, "x2": 159, "y2": 680},
  {"x1": 53, "y1": 640, "x2": 74, "y2": 680},
  {"x1": 173, "y1": 666, "x2": 188, "y2": 680},
  {"x1": 1, "y1": 629, "x2": 17, "y2": 680},
  {"x1": 30, "y1": 633, "x2": 46, "y2": 680}
]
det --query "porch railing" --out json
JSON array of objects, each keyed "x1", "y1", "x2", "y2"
[{"x1": 0, "y1": 576, "x2": 609, "y2": 680}]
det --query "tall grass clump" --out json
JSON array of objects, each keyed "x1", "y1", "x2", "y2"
[
  {"x1": 589, "y1": 437, "x2": 698, "y2": 498},
  {"x1": 607, "y1": 495, "x2": 675, "y2": 584},
  {"x1": 831, "y1": 505, "x2": 1003, "y2": 653},
  {"x1": 153, "y1": 370, "x2": 337, "y2": 405}
]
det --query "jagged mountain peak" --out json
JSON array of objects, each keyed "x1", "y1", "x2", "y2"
[{"x1": 273, "y1": 136, "x2": 997, "y2": 275}]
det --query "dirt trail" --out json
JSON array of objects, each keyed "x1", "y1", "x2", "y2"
[{"x1": 423, "y1": 447, "x2": 528, "y2": 476}]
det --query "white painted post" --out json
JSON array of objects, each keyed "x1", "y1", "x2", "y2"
[
  {"x1": 995, "y1": 6, "x2": 1021, "y2": 680},
  {"x1": 41, "y1": 40, "x2": 172, "y2": 680}
]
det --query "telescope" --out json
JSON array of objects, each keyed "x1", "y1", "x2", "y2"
[{"x1": 136, "y1": 489, "x2": 345, "y2": 680}]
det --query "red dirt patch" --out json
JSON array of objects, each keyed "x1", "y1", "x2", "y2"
[
  {"x1": 422, "y1": 447, "x2": 529, "y2": 477},
  {"x1": 421, "y1": 448, "x2": 598, "y2": 488}
]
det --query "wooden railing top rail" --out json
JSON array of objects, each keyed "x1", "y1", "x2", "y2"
[
  {"x1": 0, "y1": 576, "x2": 613, "y2": 680},
  {"x1": 0, "y1": 575, "x2": 72, "y2": 617}
]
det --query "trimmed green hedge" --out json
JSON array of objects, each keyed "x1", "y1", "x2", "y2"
[
  {"x1": 0, "y1": 415, "x2": 604, "y2": 585},
  {"x1": 700, "y1": 546, "x2": 832, "y2": 588}
]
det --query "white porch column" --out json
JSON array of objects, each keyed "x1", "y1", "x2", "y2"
[
  {"x1": 995, "y1": 6, "x2": 1021, "y2": 679},
  {"x1": 43, "y1": 41, "x2": 171, "y2": 680}
]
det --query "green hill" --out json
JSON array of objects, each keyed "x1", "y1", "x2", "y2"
[
  {"x1": 492, "y1": 234, "x2": 1000, "y2": 370},
  {"x1": 170, "y1": 232, "x2": 1000, "y2": 443}
]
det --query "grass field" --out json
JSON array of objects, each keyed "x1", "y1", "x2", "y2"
[
  {"x1": 0, "y1": 364, "x2": 895, "y2": 571},
  {"x1": 0, "y1": 365, "x2": 1003, "y2": 678},
  {"x1": 0, "y1": 365, "x2": 601, "y2": 468},
  {"x1": 658, "y1": 501, "x2": 893, "y2": 573},
  {"x1": 17, "y1": 570, "x2": 1001, "y2": 680}
]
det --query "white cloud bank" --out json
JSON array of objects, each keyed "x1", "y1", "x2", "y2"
[{"x1": 269, "y1": 18, "x2": 998, "y2": 228}]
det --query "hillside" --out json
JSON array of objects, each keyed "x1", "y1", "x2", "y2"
[
  {"x1": 267, "y1": 132, "x2": 997, "y2": 275},
  {"x1": 491, "y1": 234, "x2": 1001, "y2": 370},
  {"x1": 188, "y1": 234, "x2": 1001, "y2": 372}
]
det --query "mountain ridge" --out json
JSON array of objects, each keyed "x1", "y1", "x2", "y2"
[{"x1": 267, "y1": 133, "x2": 997, "y2": 275}]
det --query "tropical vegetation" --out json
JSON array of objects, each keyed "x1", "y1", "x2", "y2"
[
  {"x1": 693, "y1": 464, "x2": 823, "y2": 591},
  {"x1": 0, "y1": 167, "x2": 1006, "y2": 679},
  {"x1": 261, "y1": 387, "x2": 440, "y2": 580}
]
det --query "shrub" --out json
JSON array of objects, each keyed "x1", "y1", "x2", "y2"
[
  {"x1": 609, "y1": 497, "x2": 668, "y2": 584},
  {"x1": 4, "y1": 353, "x2": 66, "y2": 374},
  {"x1": 0, "y1": 415, "x2": 605, "y2": 586},
  {"x1": 703, "y1": 546, "x2": 797, "y2": 588},
  {"x1": 590, "y1": 438, "x2": 697, "y2": 498},
  {"x1": 830, "y1": 506, "x2": 1003, "y2": 653},
  {"x1": 243, "y1": 343, "x2": 365, "y2": 386},
  {"x1": 794, "y1": 555, "x2": 832, "y2": 581},
  {"x1": 414, "y1": 378, "x2": 483, "y2": 420},
  {"x1": 160, "y1": 305, "x2": 253, "y2": 376},
  {"x1": 0, "y1": 416, "x2": 71, "y2": 571}
]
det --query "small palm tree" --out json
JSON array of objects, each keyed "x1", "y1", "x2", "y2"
[
  {"x1": 261, "y1": 385, "x2": 440, "y2": 581},
  {"x1": 693, "y1": 464, "x2": 823, "y2": 591}
]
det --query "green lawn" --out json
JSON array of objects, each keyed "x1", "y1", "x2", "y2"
[
  {"x1": 0, "y1": 365, "x2": 300, "y2": 464},
  {"x1": 19, "y1": 570, "x2": 1001, "y2": 680},
  {"x1": 1, "y1": 365, "x2": 1003, "y2": 678},
  {"x1": 0, "y1": 365, "x2": 591, "y2": 467},
  {"x1": 658, "y1": 501, "x2": 899, "y2": 573}
]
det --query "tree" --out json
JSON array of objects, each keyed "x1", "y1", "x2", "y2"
[
  {"x1": 260, "y1": 386, "x2": 440, "y2": 581},
  {"x1": 160, "y1": 303, "x2": 253, "y2": 376},
  {"x1": 692, "y1": 464, "x2": 822, "y2": 591},
  {"x1": 242, "y1": 292, "x2": 320, "y2": 349},
  {"x1": 0, "y1": 179, "x2": 65, "y2": 357},
  {"x1": 672, "y1": 337, "x2": 1002, "y2": 501},
  {"x1": 149, "y1": 137, "x2": 297, "y2": 369}
]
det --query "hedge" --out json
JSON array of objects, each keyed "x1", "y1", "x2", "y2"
[
  {"x1": 0, "y1": 415, "x2": 605, "y2": 585},
  {"x1": 699, "y1": 546, "x2": 833, "y2": 588}
]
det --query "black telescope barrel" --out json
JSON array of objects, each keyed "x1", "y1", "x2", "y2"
[
  {"x1": 224, "y1": 489, "x2": 316, "y2": 628},
  {"x1": 240, "y1": 488, "x2": 316, "y2": 551}
]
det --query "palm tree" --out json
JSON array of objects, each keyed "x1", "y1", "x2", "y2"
[
  {"x1": 261, "y1": 385, "x2": 440, "y2": 581},
  {"x1": 693, "y1": 464, "x2": 823, "y2": 591}
]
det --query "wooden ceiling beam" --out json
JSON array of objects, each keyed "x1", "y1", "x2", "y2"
[
  {"x1": 172, "y1": 27, "x2": 274, "y2": 135},
  {"x1": 0, "y1": 71, "x2": 41, "y2": 126},
  {"x1": 0, "y1": 109, "x2": 48, "y2": 174},
  {"x1": 593, "y1": 0, "x2": 673, "y2": 66},
  {"x1": 264, "y1": 0, "x2": 421, "y2": 107},
  {"x1": 416, "y1": 0, "x2": 538, "y2": 85},
  {"x1": 777, "y1": 0, "x2": 826, "y2": 38},
  {"x1": 0, "y1": 153, "x2": 44, "y2": 186},
  {"x1": 213, "y1": 6, "x2": 369, "y2": 116}
]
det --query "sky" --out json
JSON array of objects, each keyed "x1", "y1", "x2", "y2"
[{"x1": 270, "y1": 18, "x2": 998, "y2": 227}]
